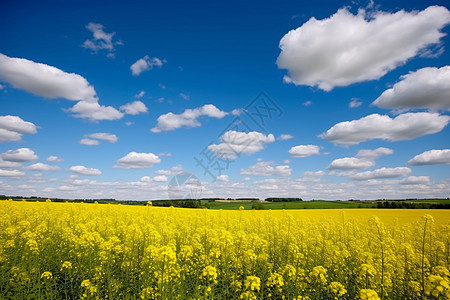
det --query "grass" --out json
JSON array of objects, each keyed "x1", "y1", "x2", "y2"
[{"x1": 203, "y1": 200, "x2": 377, "y2": 210}]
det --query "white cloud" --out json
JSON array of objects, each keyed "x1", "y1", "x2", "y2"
[
  {"x1": 151, "y1": 104, "x2": 227, "y2": 132},
  {"x1": 69, "y1": 165, "x2": 102, "y2": 176},
  {"x1": 179, "y1": 93, "x2": 190, "y2": 100},
  {"x1": 80, "y1": 138, "x2": 100, "y2": 146},
  {"x1": 277, "y1": 134, "x2": 294, "y2": 141},
  {"x1": 373, "y1": 66, "x2": 450, "y2": 110},
  {"x1": 328, "y1": 157, "x2": 375, "y2": 170},
  {"x1": 303, "y1": 100, "x2": 312, "y2": 107},
  {"x1": 46, "y1": 155, "x2": 63, "y2": 162},
  {"x1": 114, "y1": 152, "x2": 161, "y2": 169},
  {"x1": 320, "y1": 112, "x2": 449, "y2": 145},
  {"x1": 84, "y1": 132, "x2": 118, "y2": 143},
  {"x1": 399, "y1": 176, "x2": 431, "y2": 185},
  {"x1": 240, "y1": 161, "x2": 292, "y2": 177},
  {"x1": 0, "y1": 115, "x2": 37, "y2": 143},
  {"x1": 349, "y1": 99, "x2": 362, "y2": 108},
  {"x1": 155, "y1": 164, "x2": 183, "y2": 176},
  {"x1": 216, "y1": 174, "x2": 229, "y2": 182},
  {"x1": 82, "y1": 23, "x2": 122, "y2": 56},
  {"x1": 0, "y1": 169, "x2": 24, "y2": 177},
  {"x1": 26, "y1": 163, "x2": 60, "y2": 171},
  {"x1": 0, "y1": 158, "x2": 21, "y2": 168},
  {"x1": 356, "y1": 147, "x2": 394, "y2": 160},
  {"x1": 153, "y1": 175, "x2": 168, "y2": 182},
  {"x1": 208, "y1": 131, "x2": 275, "y2": 159},
  {"x1": 135, "y1": 91, "x2": 145, "y2": 98},
  {"x1": 130, "y1": 55, "x2": 165, "y2": 76},
  {"x1": 277, "y1": 6, "x2": 450, "y2": 91},
  {"x1": 158, "y1": 152, "x2": 172, "y2": 157},
  {"x1": 140, "y1": 176, "x2": 152, "y2": 183},
  {"x1": 125, "y1": 121, "x2": 134, "y2": 126},
  {"x1": 289, "y1": 145, "x2": 320, "y2": 158},
  {"x1": 408, "y1": 149, "x2": 450, "y2": 165},
  {"x1": 1, "y1": 148, "x2": 38, "y2": 162},
  {"x1": 120, "y1": 100, "x2": 148, "y2": 115},
  {"x1": 350, "y1": 167, "x2": 411, "y2": 180},
  {"x1": 231, "y1": 108, "x2": 246, "y2": 116},
  {"x1": 0, "y1": 53, "x2": 126, "y2": 122},
  {"x1": 69, "y1": 101, "x2": 123, "y2": 121},
  {"x1": 0, "y1": 53, "x2": 97, "y2": 102}
]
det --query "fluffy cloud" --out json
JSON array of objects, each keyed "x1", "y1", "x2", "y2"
[
  {"x1": 69, "y1": 101, "x2": 123, "y2": 121},
  {"x1": 289, "y1": 145, "x2": 320, "y2": 158},
  {"x1": 216, "y1": 174, "x2": 229, "y2": 182},
  {"x1": 114, "y1": 152, "x2": 161, "y2": 169},
  {"x1": 240, "y1": 161, "x2": 292, "y2": 177},
  {"x1": 0, "y1": 115, "x2": 37, "y2": 143},
  {"x1": 399, "y1": 176, "x2": 431, "y2": 185},
  {"x1": 69, "y1": 165, "x2": 102, "y2": 176},
  {"x1": 0, "y1": 53, "x2": 125, "y2": 122},
  {"x1": 373, "y1": 66, "x2": 450, "y2": 110},
  {"x1": 0, "y1": 169, "x2": 25, "y2": 177},
  {"x1": 208, "y1": 131, "x2": 275, "y2": 159},
  {"x1": 328, "y1": 157, "x2": 375, "y2": 170},
  {"x1": 155, "y1": 164, "x2": 183, "y2": 176},
  {"x1": 130, "y1": 55, "x2": 165, "y2": 76},
  {"x1": 46, "y1": 155, "x2": 63, "y2": 162},
  {"x1": 349, "y1": 167, "x2": 411, "y2": 180},
  {"x1": 119, "y1": 100, "x2": 148, "y2": 115},
  {"x1": 82, "y1": 23, "x2": 122, "y2": 57},
  {"x1": 151, "y1": 104, "x2": 227, "y2": 133},
  {"x1": 0, "y1": 158, "x2": 21, "y2": 168},
  {"x1": 26, "y1": 163, "x2": 60, "y2": 171},
  {"x1": 277, "y1": 6, "x2": 450, "y2": 91},
  {"x1": 408, "y1": 149, "x2": 450, "y2": 165},
  {"x1": 356, "y1": 147, "x2": 394, "y2": 160},
  {"x1": 81, "y1": 133, "x2": 118, "y2": 145},
  {"x1": 320, "y1": 113, "x2": 449, "y2": 145},
  {"x1": 277, "y1": 134, "x2": 294, "y2": 141},
  {"x1": 153, "y1": 175, "x2": 168, "y2": 182},
  {"x1": 1, "y1": 148, "x2": 38, "y2": 162},
  {"x1": 0, "y1": 53, "x2": 97, "y2": 102}
]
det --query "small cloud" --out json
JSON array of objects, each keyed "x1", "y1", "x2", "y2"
[
  {"x1": 231, "y1": 108, "x2": 246, "y2": 116},
  {"x1": 153, "y1": 175, "x2": 168, "y2": 182},
  {"x1": 0, "y1": 115, "x2": 38, "y2": 143},
  {"x1": 125, "y1": 121, "x2": 134, "y2": 126},
  {"x1": 114, "y1": 152, "x2": 161, "y2": 169},
  {"x1": 80, "y1": 133, "x2": 118, "y2": 146},
  {"x1": 179, "y1": 93, "x2": 190, "y2": 100},
  {"x1": 26, "y1": 163, "x2": 60, "y2": 171},
  {"x1": 79, "y1": 138, "x2": 100, "y2": 146},
  {"x1": 289, "y1": 145, "x2": 320, "y2": 158},
  {"x1": 349, "y1": 98, "x2": 362, "y2": 108},
  {"x1": 130, "y1": 55, "x2": 165, "y2": 76},
  {"x1": 159, "y1": 83, "x2": 166, "y2": 89},
  {"x1": 120, "y1": 100, "x2": 148, "y2": 115},
  {"x1": 277, "y1": 134, "x2": 294, "y2": 141},
  {"x1": 82, "y1": 23, "x2": 122, "y2": 57},
  {"x1": 408, "y1": 149, "x2": 450, "y2": 165},
  {"x1": 69, "y1": 165, "x2": 102, "y2": 176},
  {"x1": 216, "y1": 174, "x2": 229, "y2": 182},
  {"x1": 302, "y1": 100, "x2": 312, "y2": 107},
  {"x1": 46, "y1": 155, "x2": 63, "y2": 162},
  {"x1": 1, "y1": 148, "x2": 38, "y2": 162},
  {"x1": 135, "y1": 91, "x2": 145, "y2": 98},
  {"x1": 158, "y1": 152, "x2": 172, "y2": 157}
]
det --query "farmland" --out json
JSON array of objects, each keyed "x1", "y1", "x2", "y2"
[{"x1": 0, "y1": 200, "x2": 449, "y2": 299}]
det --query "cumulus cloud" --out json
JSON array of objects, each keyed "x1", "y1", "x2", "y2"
[
  {"x1": 114, "y1": 152, "x2": 161, "y2": 169},
  {"x1": 0, "y1": 53, "x2": 125, "y2": 122},
  {"x1": 0, "y1": 158, "x2": 21, "y2": 168},
  {"x1": 0, "y1": 169, "x2": 25, "y2": 177},
  {"x1": 216, "y1": 174, "x2": 229, "y2": 182},
  {"x1": 69, "y1": 101, "x2": 123, "y2": 121},
  {"x1": 0, "y1": 53, "x2": 97, "y2": 102},
  {"x1": 240, "y1": 161, "x2": 292, "y2": 177},
  {"x1": 231, "y1": 108, "x2": 246, "y2": 116},
  {"x1": 119, "y1": 100, "x2": 148, "y2": 115},
  {"x1": 320, "y1": 112, "x2": 449, "y2": 145},
  {"x1": 349, "y1": 167, "x2": 411, "y2": 180},
  {"x1": 277, "y1": 134, "x2": 294, "y2": 141},
  {"x1": 151, "y1": 104, "x2": 227, "y2": 133},
  {"x1": 0, "y1": 115, "x2": 37, "y2": 143},
  {"x1": 277, "y1": 6, "x2": 450, "y2": 91},
  {"x1": 69, "y1": 165, "x2": 102, "y2": 176},
  {"x1": 46, "y1": 155, "x2": 63, "y2": 162},
  {"x1": 373, "y1": 66, "x2": 450, "y2": 110},
  {"x1": 328, "y1": 157, "x2": 375, "y2": 170},
  {"x1": 1, "y1": 148, "x2": 38, "y2": 162},
  {"x1": 208, "y1": 131, "x2": 275, "y2": 159},
  {"x1": 356, "y1": 147, "x2": 394, "y2": 160},
  {"x1": 82, "y1": 23, "x2": 122, "y2": 57},
  {"x1": 26, "y1": 163, "x2": 60, "y2": 171},
  {"x1": 399, "y1": 176, "x2": 431, "y2": 185},
  {"x1": 408, "y1": 149, "x2": 450, "y2": 165},
  {"x1": 155, "y1": 164, "x2": 183, "y2": 176},
  {"x1": 81, "y1": 133, "x2": 118, "y2": 145},
  {"x1": 130, "y1": 55, "x2": 165, "y2": 76},
  {"x1": 153, "y1": 175, "x2": 168, "y2": 182},
  {"x1": 289, "y1": 145, "x2": 320, "y2": 158}
]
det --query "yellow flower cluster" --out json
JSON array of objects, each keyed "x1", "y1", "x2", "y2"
[{"x1": 0, "y1": 200, "x2": 449, "y2": 299}]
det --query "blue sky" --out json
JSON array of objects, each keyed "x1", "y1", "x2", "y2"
[{"x1": 0, "y1": 0, "x2": 449, "y2": 200}]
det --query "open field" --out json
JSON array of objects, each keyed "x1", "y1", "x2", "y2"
[{"x1": 0, "y1": 200, "x2": 449, "y2": 299}]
